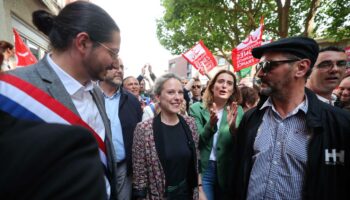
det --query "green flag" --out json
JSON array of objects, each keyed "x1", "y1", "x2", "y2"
[{"x1": 237, "y1": 66, "x2": 252, "y2": 78}]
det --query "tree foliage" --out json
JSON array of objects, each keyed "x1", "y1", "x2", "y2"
[{"x1": 156, "y1": 0, "x2": 350, "y2": 61}]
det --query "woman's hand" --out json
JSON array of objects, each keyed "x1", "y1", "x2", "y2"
[
  {"x1": 209, "y1": 103, "x2": 218, "y2": 128},
  {"x1": 226, "y1": 101, "x2": 238, "y2": 135}
]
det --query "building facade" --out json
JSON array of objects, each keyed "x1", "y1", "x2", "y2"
[{"x1": 0, "y1": 0, "x2": 82, "y2": 60}]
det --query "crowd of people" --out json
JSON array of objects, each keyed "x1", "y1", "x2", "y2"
[{"x1": 1, "y1": 1, "x2": 350, "y2": 200}]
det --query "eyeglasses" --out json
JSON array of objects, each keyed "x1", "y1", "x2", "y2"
[
  {"x1": 192, "y1": 85, "x2": 201, "y2": 89},
  {"x1": 316, "y1": 60, "x2": 348, "y2": 70},
  {"x1": 97, "y1": 42, "x2": 119, "y2": 60},
  {"x1": 256, "y1": 59, "x2": 300, "y2": 73}
]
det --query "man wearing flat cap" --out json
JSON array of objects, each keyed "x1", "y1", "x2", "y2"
[{"x1": 230, "y1": 36, "x2": 350, "y2": 200}]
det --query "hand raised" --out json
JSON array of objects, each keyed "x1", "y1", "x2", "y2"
[
  {"x1": 141, "y1": 65, "x2": 147, "y2": 76},
  {"x1": 226, "y1": 101, "x2": 238, "y2": 134},
  {"x1": 209, "y1": 102, "x2": 219, "y2": 128},
  {"x1": 148, "y1": 64, "x2": 152, "y2": 73}
]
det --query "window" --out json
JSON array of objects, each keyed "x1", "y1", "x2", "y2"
[
  {"x1": 20, "y1": 36, "x2": 47, "y2": 60},
  {"x1": 12, "y1": 14, "x2": 49, "y2": 60}
]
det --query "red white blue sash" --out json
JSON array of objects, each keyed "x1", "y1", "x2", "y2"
[{"x1": 0, "y1": 74, "x2": 107, "y2": 168}]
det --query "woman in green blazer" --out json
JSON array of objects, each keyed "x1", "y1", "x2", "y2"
[{"x1": 189, "y1": 70, "x2": 244, "y2": 200}]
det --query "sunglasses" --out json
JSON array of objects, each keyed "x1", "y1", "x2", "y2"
[
  {"x1": 256, "y1": 59, "x2": 300, "y2": 73},
  {"x1": 316, "y1": 60, "x2": 348, "y2": 70},
  {"x1": 192, "y1": 85, "x2": 201, "y2": 89}
]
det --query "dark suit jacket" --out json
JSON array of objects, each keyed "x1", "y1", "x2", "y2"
[
  {"x1": 115, "y1": 88, "x2": 143, "y2": 175},
  {"x1": 0, "y1": 111, "x2": 106, "y2": 200},
  {"x1": 7, "y1": 55, "x2": 118, "y2": 199}
]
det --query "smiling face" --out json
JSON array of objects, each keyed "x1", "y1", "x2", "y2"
[
  {"x1": 123, "y1": 77, "x2": 140, "y2": 97},
  {"x1": 83, "y1": 31, "x2": 121, "y2": 81},
  {"x1": 157, "y1": 78, "x2": 184, "y2": 115},
  {"x1": 308, "y1": 50, "x2": 347, "y2": 96},
  {"x1": 211, "y1": 72, "x2": 235, "y2": 103},
  {"x1": 339, "y1": 76, "x2": 350, "y2": 103}
]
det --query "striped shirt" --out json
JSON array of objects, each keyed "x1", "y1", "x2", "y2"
[{"x1": 247, "y1": 96, "x2": 310, "y2": 200}]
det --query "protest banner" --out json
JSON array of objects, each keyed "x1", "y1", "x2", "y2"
[
  {"x1": 232, "y1": 18, "x2": 264, "y2": 72},
  {"x1": 182, "y1": 40, "x2": 217, "y2": 75}
]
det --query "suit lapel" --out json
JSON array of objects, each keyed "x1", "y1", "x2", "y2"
[
  {"x1": 35, "y1": 56, "x2": 79, "y2": 116},
  {"x1": 218, "y1": 108, "x2": 228, "y2": 132},
  {"x1": 152, "y1": 114, "x2": 166, "y2": 171},
  {"x1": 199, "y1": 103, "x2": 210, "y2": 124},
  {"x1": 118, "y1": 88, "x2": 128, "y2": 109},
  {"x1": 91, "y1": 85, "x2": 117, "y2": 177}
]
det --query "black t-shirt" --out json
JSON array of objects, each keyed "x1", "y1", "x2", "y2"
[{"x1": 161, "y1": 122, "x2": 192, "y2": 186}]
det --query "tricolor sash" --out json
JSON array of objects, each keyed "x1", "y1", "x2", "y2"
[{"x1": 0, "y1": 74, "x2": 107, "y2": 168}]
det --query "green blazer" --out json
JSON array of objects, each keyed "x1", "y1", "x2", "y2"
[{"x1": 189, "y1": 102, "x2": 244, "y2": 192}]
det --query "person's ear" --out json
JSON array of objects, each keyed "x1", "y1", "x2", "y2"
[
  {"x1": 74, "y1": 32, "x2": 92, "y2": 54},
  {"x1": 156, "y1": 94, "x2": 160, "y2": 102},
  {"x1": 295, "y1": 59, "x2": 311, "y2": 78}
]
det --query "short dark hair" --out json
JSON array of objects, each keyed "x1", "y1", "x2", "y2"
[
  {"x1": 193, "y1": 78, "x2": 200, "y2": 82},
  {"x1": 240, "y1": 86, "x2": 259, "y2": 108},
  {"x1": 32, "y1": 1, "x2": 119, "y2": 51},
  {"x1": 319, "y1": 46, "x2": 345, "y2": 53}
]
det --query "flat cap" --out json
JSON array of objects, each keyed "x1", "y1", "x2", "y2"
[{"x1": 252, "y1": 36, "x2": 319, "y2": 67}]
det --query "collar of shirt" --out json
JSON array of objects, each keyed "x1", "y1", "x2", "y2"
[
  {"x1": 46, "y1": 54, "x2": 93, "y2": 95},
  {"x1": 316, "y1": 94, "x2": 336, "y2": 105},
  {"x1": 260, "y1": 96, "x2": 308, "y2": 119},
  {"x1": 96, "y1": 81, "x2": 121, "y2": 99}
]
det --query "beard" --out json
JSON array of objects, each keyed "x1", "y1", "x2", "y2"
[
  {"x1": 260, "y1": 86, "x2": 273, "y2": 96},
  {"x1": 259, "y1": 76, "x2": 275, "y2": 96}
]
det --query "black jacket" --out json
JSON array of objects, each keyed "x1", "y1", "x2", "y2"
[
  {"x1": 0, "y1": 111, "x2": 106, "y2": 200},
  {"x1": 117, "y1": 88, "x2": 142, "y2": 175},
  {"x1": 232, "y1": 88, "x2": 350, "y2": 200}
]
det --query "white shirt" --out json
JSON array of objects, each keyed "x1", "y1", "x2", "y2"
[
  {"x1": 46, "y1": 55, "x2": 110, "y2": 196},
  {"x1": 209, "y1": 108, "x2": 224, "y2": 161},
  {"x1": 316, "y1": 94, "x2": 337, "y2": 105}
]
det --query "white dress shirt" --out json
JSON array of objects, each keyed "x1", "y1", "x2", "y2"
[
  {"x1": 316, "y1": 93, "x2": 337, "y2": 105},
  {"x1": 46, "y1": 54, "x2": 110, "y2": 196},
  {"x1": 209, "y1": 108, "x2": 224, "y2": 161}
]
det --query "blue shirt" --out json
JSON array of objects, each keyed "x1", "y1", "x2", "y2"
[
  {"x1": 247, "y1": 96, "x2": 310, "y2": 200},
  {"x1": 103, "y1": 89, "x2": 125, "y2": 162}
]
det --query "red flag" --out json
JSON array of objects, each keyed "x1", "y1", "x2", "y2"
[
  {"x1": 232, "y1": 17, "x2": 264, "y2": 72},
  {"x1": 13, "y1": 28, "x2": 37, "y2": 67},
  {"x1": 182, "y1": 40, "x2": 217, "y2": 75}
]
